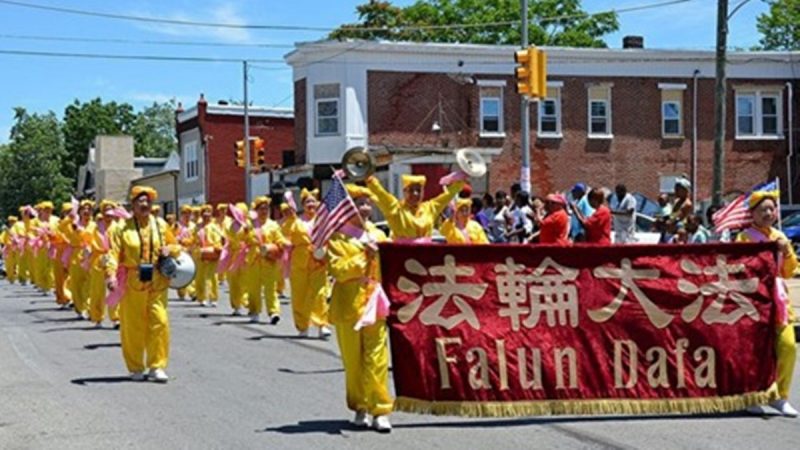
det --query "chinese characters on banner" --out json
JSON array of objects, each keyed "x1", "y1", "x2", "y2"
[{"x1": 380, "y1": 242, "x2": 782, "y2": 417}]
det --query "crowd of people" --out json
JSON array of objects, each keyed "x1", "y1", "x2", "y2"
[{"x1": 0, "y1": 169, "x2": 796, "y2": 426}]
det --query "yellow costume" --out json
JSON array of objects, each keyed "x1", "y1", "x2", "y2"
[
  {"x1": 88, "y1": 201, "x2": 120, "y2": 325},
  {"x1": 366, "y1": 175, "x2": 464, "y2": 239},
  {"x1": 327, "y1": 220, "x2": 393, "y2": 419},
  {"x1": 63, "y1": 203, "x2": 97, "y2": 318},
  {"x1": 52, "y1": 205, "x2": 73, "y2": 305},
  {"x1": 33, "y1": 202, "x2": 58, "y2": 293},
  {"x1": 215, "y1": 204, "x2": 230, "y2": 285},
  {"x1": 107, "y1": 187, "x2": 179, "y2": 376},
  {"x1": 2, "y1": 216, "x2": 19, "y2": 283},
  {"x1": 224, "y1": 203, "x2": 250, "y2": 312},
  {"x1": 282, "y1": 207, "x2": 328, "y2": 333},
  {"x1": 13, "y1": 210, "x2": 35, "y2": 284},
  {"x1": 440, "y1": 199, "x2": 489, "y2": 244},
  {"x1": 175, "y1": 206, "x2": 197, "y2": 300},
  {"x1": 194, "y1": 209, "x2": 224, "y2": 306},
  {"x1": 245, "y1": 197, "x2": 287, "y2": 321}
]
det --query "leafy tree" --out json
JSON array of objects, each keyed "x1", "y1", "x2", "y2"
[
  {"x1": 130, "y1": 100, "x2": 178, "y2": 158},
  {"x1": 0, "y1": 108, "x2": 72, "y2": 220},
  {"x1": 330, "y1": 0, "x2": 618, "y2": 47},
  {"x1": 61, "y1": 98, "x2": 136, "y2": 181},
  {"x1": 756, "y1": 0, "x2": 800, "y2": 50}
]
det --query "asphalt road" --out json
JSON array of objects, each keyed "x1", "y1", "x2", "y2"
[{"x1": 1, "y1": 279, "x2": 799, "y2": 450}]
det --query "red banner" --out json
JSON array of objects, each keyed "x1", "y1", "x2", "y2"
[{"x1": 380, "y1": 242, "x2": 782, "y2": 417}]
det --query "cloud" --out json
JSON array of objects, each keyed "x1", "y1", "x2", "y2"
[{"x1": 130, "y1": 1, "x2": 253, "y2": 44}]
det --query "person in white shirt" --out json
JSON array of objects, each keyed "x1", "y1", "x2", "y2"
[{"x1": 609, "y1": 184, "x2": 637, "y2": 244}]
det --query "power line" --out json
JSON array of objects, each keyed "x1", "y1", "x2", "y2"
[
  {"x1": 0, "y1": 49, "x2": 284, "y2": 63},
  {"x1": 0, "y1": 33, "x2": 296, "y2": 49},
  {"x1": 0, "y1": 0, "x2": 693, "y2": 33}
]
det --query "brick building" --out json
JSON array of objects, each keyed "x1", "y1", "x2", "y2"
[
  {"x1": 175, "y1": 95, "x2": 294, "y2": 205},
  {"x1": 285, "y1": 39, "x2": 799, "y2": 203}
]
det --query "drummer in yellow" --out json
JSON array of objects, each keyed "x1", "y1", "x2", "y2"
[
  {"x1": 88, "y1": 200, "x2": 121, "y2": 328},
  {"x1": 366, "y1": 173, "x2": 466, "y2": 240},
  {"x1": 195, "y1": 205, "x2": 224, "y2": 307},
  {"x1": 2, "y1": 216, "x2": 20, "y2": 283},
  {"x1": 245, "y1": 196, "x2": 287, "y2": 323},
  {"x1": 282, "y1": 188, "x2": 331, "y2": 338},
  {"x1": 106, "y1": 186, "x2": 180, "y2": 383},
  {"x1": 327, "y1": 184, "x2": 393, "y2": 432},
  {"x1": 174, "y1": 205, "x2": 197, "y2": 301},
  {"x1": 64, "y1": 200, "x2": 97, "y2": 320},
  {"x1": 737, "y1": 190, "x2": 798, "y2": 417},
  {"x1": 440, "y1": 198, "x2": 489, "y2": 244}
]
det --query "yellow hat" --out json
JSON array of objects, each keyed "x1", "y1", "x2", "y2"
[
  {"x1": 180, "y1": 204, "x2": 193, "y2": 214},
  {"x1": 345, "y1": 184, "x2": 373, "y2": 200},
  {"x1": 94, "y1": 212, "x2": 103, "y2": 221},
  {"x1": 300, "y1": 188, "x2": 319, "y2": 202},
  {"x1": 216, "y1": 203, "x2": 228, "y2": 212},
  {"x1": 61, "y1": 203, "x2": 72, "y2": 213},
  {"x1": 280, "y1": 203, "x2": 292, "y2": 212},
  {"x1": 8, "y1": 216, "x2": 18, "y2": 223},
  {"x1": 165, "y1": 213, "x2": 176, "y2": 221},
  {"x1": 749, "y1": 190, "x2": 780, "y2": 210},
  {"x1": 40, "y1": 201, "x2": 54, "y2": 210},
  {"x1": 99, "y1": 199, "x2": 116, "y2": 212},
  {"x1": 401, "y1": 174, "x2": 426, "y2": 189},
  {"x1": 130, "y1": 185, "x2": 158, "y2": 202},
  {"x1": 253, "y1": 195, "x2": 271, "y2": 209},
  {"x1": 200, "y1": 204, "x2": 213, "y2": 214},
  {"x1": 455, "y1": 198, "x2": 472, "y2": 210},
  {"x1": 152, "y1": 204, "x2": 162, "y2": 212},
  {"x1": 79, "y1": 199, "x2": 95, "y2": 209}
]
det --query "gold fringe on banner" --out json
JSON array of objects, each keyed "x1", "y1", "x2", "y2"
[{"x1": 394, "y1": 384, "x2": 780, "y2": 418}]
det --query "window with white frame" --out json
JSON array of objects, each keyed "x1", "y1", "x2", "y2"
[
  {"x1": 659, "y1": 84, "x2": 685, "y2": 138},
  {"x1": 479, "y1": 86, "x2": 503, "y2": 135},
  {"x1": 183, "y1": 141, "x2": 198, "y2": 181},
  {"x1": 314, "y1": 83, "x2": 340, "y2": 136},
  {"x1": 588, "y1": 85, "x2": 612, "y2": 137},
  {"x1": 538, "y1": 85, "x2": 562, "y2": 137},
  {"x1": 735, "y1": 90, "x2": 782, "y2": 138}
]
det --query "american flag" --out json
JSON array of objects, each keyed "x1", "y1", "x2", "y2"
[
  {"x1": 311, "y1": 174, "x2": 359, "y2": 249},
  {"x1": 713, "y1": 179, "x2": 779, "y2": 233}
]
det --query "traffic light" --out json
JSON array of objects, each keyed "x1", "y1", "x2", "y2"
[
  {"x1": 234, "y1": 140, "x2": 246, "y2": 168},
  {"x1": 251, "y1": 137, "x2": 267, "y2": 173},
  {"x1": 514, "y1": 47, "x2": 547, "y2": 98}
]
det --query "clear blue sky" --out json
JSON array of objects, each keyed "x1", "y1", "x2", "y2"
[{"x1": 0, "y1": 0, "x2": 770, "y2": 144}]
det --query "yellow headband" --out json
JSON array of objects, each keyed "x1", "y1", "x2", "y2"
[
  {"x1": 39, "y1": 201, "x2": 54, "y2": 210},
  {"x1": 99, "y1": 200, "x2": 116, "y2": 212},
  {"x1": 200, "y1": 204, "x2": 213, "y2": 214},
  {"x1": 216, "y1": 203, "x2": 228, "y2": 211},
  {"x1": 130, "y1": 185, "x2": 158, "y2": 202},
  {"x1": 79, "y1": 200, "x2": 95, "y2": 209},
  {"x1": 345, "y1": 184, "x2": 373, "y2": 200},
  {"x1": 253, "y1": 195, "x2": 271, "y2": 209},
  {"x1": 8, "y1": 215, "x2": 18, "y2": 223},
  {"x1": 402, "y1": 174, "x2": 426, "y2": 189},
  {"x1": 61, "y1": 203, "x2": 72, "y2": 213},
  {"x1": 180, "y1": 204, "x2": 193, "y2": 214},
  {"x1": 749, "y1": 190, "x2": 780, "y2": 210},
  {"x1": 235, "y1": 202, "x2": 249, "y2": 213},
  {"x1": 301, "y1": 188, "x2": 319, "y2": 203},
  {"x1": 456, "y1": 198, "x2": 472, "y2": 210}
]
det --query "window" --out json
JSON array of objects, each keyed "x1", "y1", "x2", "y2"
[
  {"x1": 735, "y1": 90, "x2": 782, "y2": 138},
  {"x1": 183, "y1": 141, "x2": 198, "y2": 181},
  {"x1": 659, "y1": 84, "x2": 685, "y2": 138},
  {"x1": 538, "y1": 85, "x2": 562, "y2": 137},
  {"x1": 314, "y1": 83, "x2": 340, "y2": 136},
  {"x1": 479, "y1": 86, "x2": 504, "y2": 136},
  {"x1": 587, "y1": 85, "x2": 612, "y2": 138}
]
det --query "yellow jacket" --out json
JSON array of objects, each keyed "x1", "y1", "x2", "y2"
[
  {"x1": 89, "y1": 219, "x2": 118, "y2": 271},
  {"x1": 735, "y1": 226, "x2": 798, "y2": 278},
  {"x1": 366, "y1": 176, "x2": 464, "y2": 239},
  {"x1": 327, "y1": 222, "x2": 388, "y2": 325},
  {"x1": 173, "y1": 221, "x2": 197, "y2": 250},
  {"x1": 282, "y1": 214, "x2": 322, "y2": 271},
  {"x1": 440, "y1": 218, "x2": 489, "y2": 244},
  {"x1": 63, "y1": 219, "x2": 97, "y2": 265},
  {"x1": 195, "y1": 222, "x2": 224, "y2": 259},
  {"x1": 106, "y1": 217, "x2": 179, "y2": 292},
  {"x1": 246, "y1": 218, "x2": 287, "y2": 265}
]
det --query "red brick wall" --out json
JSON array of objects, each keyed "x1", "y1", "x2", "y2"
[
  {"x1": 367, "y1": 70, "x2": 798, "y2": 201},
  {"x1": 294, "y1": 79, "x2": 307, "y2": 166}
]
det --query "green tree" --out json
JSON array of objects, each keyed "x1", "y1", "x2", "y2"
[
  {"x1": 130, "y1": 100, "x2": 178, "y2": 158},
  {"x1": 0, "y1": 108, "x2": 72, "y2": 220},
  {"x1": 330, "y1": 0, "x2": 618, "y2": 47},
  {"x1": 756, "y1": 0, "x2": 800, "y2": 50},
  {"x1": 61, "y1": 98, "x2": 136, "y2": 181}
]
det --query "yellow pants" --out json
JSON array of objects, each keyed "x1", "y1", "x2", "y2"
[
  {"x1": 246, "y1": 261, "x2": 280, "y2": 316},
  {"x1": 5, "y1": 250, "x2": 18, "y2": 283},
  {"x1": 18, "y1": 248, "x2": 32, "y2": 283},
  {"x1": 335, "y1": 321, "x2": 393, "y2": 416},
  {"x1": 119, "y1": 284, "x2": 169, "y2": 372},
  {"x1": 54, "y1": 259, "x2": 71, "y2": 305},
  {"x1": 35, "y1": 249, "x2": 53, "y2": 291},
  {"x1": 196, "y1": 260, "x2": 219, "y2": 302},
  {"x1": 88, "y1": 267, "x2": 119, "y2": 323},
  {"x1": 777, "y1": 324, "x2": 796, "y2": 399},
  {"x1": 177, "y1": 282, "x2": 196, "y2": 300},
  {"x1": 290, "y1": 265, "x2": 328, "y2": 332},
  {"x1": 69, "y1": 262, "x2": 90, "y2": 314},
  {"x1": 227, "y1": 268, "x2": 248, "y2": 310}
]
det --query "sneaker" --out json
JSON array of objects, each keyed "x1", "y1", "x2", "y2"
[
  {"x1": 148, "y1": 368, "x2": 169, "y2": 383},
  {"x1": 319, "y1": 326, "x2": 332, "y2": 339},
  {"x1": 249, "y1": 314, "x2": 260, "y2": 324},
  {"x1": 746, "y1": 405, "x2": 766, "y2": 415},
  {"x1": 81, "y1": 312, "x2": 90, "y2": 321},
  {"x1": 93, "y1": 321, "x2": 103, "y2": 329},
  {"x1": 201, "y1": 301, "x2": 209, "y2": 307},
  {"x1": 352, "y1": 411, "x2": 370, "y2": 428},
  {"x1": 130, "y1": 371, "x2": 146, "y2": 382},
  {"x1": 770, "y1": 399, "x2": 799, "y2": 417},
  {"x1": 372, "y1": 415, "x2": 391, "y2": 433},
  {"x1": 232, "y1": 309, "x2": 242, "y2": 317},
  {"x1": 298, "y1": 329, "x2": 309, "y2": 338},
  {"x1": 210, "y1": 302, "x2": 218, "y2": 308},
  {"x1": 269, "y1": 314, "x2": 281, "y2": 325},
  {"x1": 112, "y1": 321, "x2": 120, "y2": 330}
]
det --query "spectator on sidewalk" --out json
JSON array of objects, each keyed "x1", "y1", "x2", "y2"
[
  {"x1": 572, "y1": 188, "x2": 611, "y2": 245},
  {"x1": 609, "y1": 184, "x2": 637, "y2": 244},
  {"x1": 569, "y1": 183, "x2": 594, "y2": 242}
]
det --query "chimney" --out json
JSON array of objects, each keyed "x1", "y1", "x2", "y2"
[{"x1": 623, "y1": 35, "x2": 644, "y2": 49}]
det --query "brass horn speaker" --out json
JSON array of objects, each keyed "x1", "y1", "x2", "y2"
[
  {"x1": 456, "y1": 149, "x2": 487, "y2": 178},
  {"x1": 341, "y1": 146, "x2": 375, "y2": 181}
]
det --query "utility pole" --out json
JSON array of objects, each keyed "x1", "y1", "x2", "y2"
[
  {"x1": 243, "y1": 60, "x2": 252, "y2": 205},
  {"x1": 711, "y1": 0, "x2": 728, "y2": 207},
  {"x1": 520, "y1": 0, "x2": 531, "y2": 193}
]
